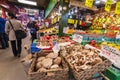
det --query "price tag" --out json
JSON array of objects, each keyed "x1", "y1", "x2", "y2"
[
  {"x1": 115, "y1": 2, "x2": 120, "y2": 14},
  {"x1": 100, "y1": 44, "x2": 120, "y2": 68},
  {"x1": 63, "y1": 27, "x2": 69, "y2": 34},
  {"x1": 105, "y1": 2, "x2": 112, "y2": 12},
  {"x1": 52, "y1": 42, "x2": 60, "y2": 53},
  {"x1": 72, "y1": 34, "x2": 83, "y2": 43},
  {"x1": 85, "y1": 0, "x2": 94, "y2": 8}
]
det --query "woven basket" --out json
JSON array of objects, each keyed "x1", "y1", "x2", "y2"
[
  {"x1": 64, "y1": 56, "x2": 111, "y2": 80},
  {"x1": 28, "y1": 50, "x2": 69, "y2": 80}
]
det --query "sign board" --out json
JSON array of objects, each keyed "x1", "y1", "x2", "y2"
[
  {"x1": 72, "y1": 34, "x2": 83, "y2": 43},
  {"x1": 115, "y1": 2, "x2": 120, "y2": 14},
  {"x1": 100, "y1": 44, "x2": 120, "y2": 68},
  {"x1": 68, "y1": 19, "x2": 74, "y2": 24},
  {"x1": 85, "y1": 0, "x2": 94, "y2": 8},
  {"x1": 63, "y1": 27, "x2": 69, "y2": 34},
  {"x1": 105, "y1": 2, "x2": 112, "y2": 12}
]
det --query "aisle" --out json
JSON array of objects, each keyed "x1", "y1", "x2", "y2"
[{"x1": 0, "y1": 37, "x2": 31, "y2": 80}]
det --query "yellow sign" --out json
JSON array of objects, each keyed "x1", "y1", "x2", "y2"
[
  {"x1": 105, "y1": 2, "x2": 112, "y2": 12},
  {"x1": 107, "y1": 0, "x2": 113, "y2": 3},
  {"x1": 115, "y1": 2, "x2": 120, "y2": 14},
  {"x1": 85, "y1": 0, "x2": 94, "y2": 8},
  {"x1": 68, "y1": 19, "x2": 74, "y2": 24}
]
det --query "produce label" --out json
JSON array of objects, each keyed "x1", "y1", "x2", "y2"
[
  {"x1": 85, "y1": 0, "x2": 94, "y2": 8},
  {"x1": 105, "y1": 2, "x2": 112, "y2": 12},
  {"x1": 115, "y1": 2, "x2": 120, "y2": 14},
  {"x1": 101, "y1": 44, "x2": 120, "y2": 68},
  {"x1": 63, "y1": 27, "x2": 69, "y2": 34},
  {"x1": 52, "y1": 42, "x2": 60, "y2": 53},
  {"x1": 72, "y1": 34, "x2": 83, "y2": 43}
]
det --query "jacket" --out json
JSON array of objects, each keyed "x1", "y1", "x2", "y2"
[
  {"x1": 5, "y1": 19, "x2": 23, "y2": 41},
  {"x1": 0, "y1": 17, "x2": 6, "y2": 33}
]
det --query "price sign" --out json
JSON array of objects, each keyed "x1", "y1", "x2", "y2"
[
  {"x1": 85, "y1": 0, "x2": 94, "y2": 8},
  {"x1": 63, "y1": 27, "x2": 69, "y2": 34},
  {"x1": 72, "y1": 34, "x2": 83, "y2": 43},
  {"x1": 100, "y1": 44, "x2": 120, "y2": 68},
  {"x1": 115, "y1": 2, "x2": 120, "y2": 14},
  {"x1": 105, "y1": 2, "x2": 112, "y2": 12},
  {"x1": 68, "y1": 19, "x2": 74, "y2": 24},
  {"x1": 52, "y1": 42, "x2": 60, "y2": 53}
]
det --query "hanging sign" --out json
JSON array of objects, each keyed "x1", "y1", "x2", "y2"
[
  {"x1": 100, "y1": 44, "x2": 120, "y2": 68},
  {"x1": 115, "y1": 2, "x2": 120, "y2": 14},
  {"x1": 72, "y1": 34, "x2": 83, "y2": 43},
  {"x1": 68, "y1": 19, "x2": 74, "y2": 24},
  {"x1": 85, "y1": 0, "x2": 94, "y2": 8},
  {"x1": 105, "y1": 2, "x2": 112, "y2": 12}
]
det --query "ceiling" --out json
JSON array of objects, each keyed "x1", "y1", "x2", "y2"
[{"x1": 8, "y1": 0, "x2": 50, "y2": 9}]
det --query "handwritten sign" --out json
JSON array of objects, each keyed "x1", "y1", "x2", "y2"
[
  {"x1": 72, "y1": 34, "x2": 83, "y2": 43},
  {"x1": 85, "y1": 0, "x2": 94, "y2": 8},
  {"x1": 100, "y1": 44, "x2": 120, "y2": 68},
  {"x1": 115, "y1": 2, "x2": 120, "y2": 14}
]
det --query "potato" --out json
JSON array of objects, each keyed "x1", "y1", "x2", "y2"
[
  {"x1": 51, "y1": 64, "x2": 59, "y2": 69},
  {"x1": 37, "y1": 67, "x2": 47, "y2": 72},
  {"x1": 37, "y1": 57, "x2": 45, "y2": 62},
  {"x1": 36, "y1": 62, "x2": 42, "y2": 69},
  {"x1": 41, "y1": 58, "x2": 53, "y2": 68},
  {"x1": 46, "y1": 53, "x2": 58, "y2": 59},
  {"x1": 54, "y1": 57, "x2": 62, "y2": 65}
]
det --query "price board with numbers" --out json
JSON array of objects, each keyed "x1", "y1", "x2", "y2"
[
  {"x1": 85, "y1": 0, "x2": 94, "y2": 8},
  {"x1": 100, "y1": 44, "x2": 120, "y2": 68},
  {"x1": 115, "y1": 2, "x2": 120, "y2": 14}
]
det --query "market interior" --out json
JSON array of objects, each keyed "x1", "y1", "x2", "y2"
[{"x1": 0, "y1": 0, "x2": 120, "y2": 80}]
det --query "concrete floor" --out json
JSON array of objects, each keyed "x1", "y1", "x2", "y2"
[{"x1": 0, "y1": 37, "x2": 31, "y2": 80}]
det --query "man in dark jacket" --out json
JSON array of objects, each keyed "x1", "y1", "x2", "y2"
[{"x1": 0, "y1": 17, "x2": 9, "y2": 49}]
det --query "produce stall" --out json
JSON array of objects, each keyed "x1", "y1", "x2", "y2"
[{"x1": 21, "y1": 0, "x2": 120, "y2": 80}]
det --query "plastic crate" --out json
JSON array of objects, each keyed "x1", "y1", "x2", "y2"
[{"x1": 30, "y1": 43, "x2": 41, "y2": 53}]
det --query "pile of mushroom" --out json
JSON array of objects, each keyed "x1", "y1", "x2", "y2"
[
  {"x1": 36, "y1": 52, "x2": 62, "y2": 72},
  {"x1": 60, "y1": 44, "x2": 103, "y2": 72}
]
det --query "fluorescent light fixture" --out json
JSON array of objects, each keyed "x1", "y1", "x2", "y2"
[
  {"x1": 95, "y1": 0, "x2": 101, "y2": 4},
  {"x1": 18, "y1": 0, "x2": 37, "y2": 6}
]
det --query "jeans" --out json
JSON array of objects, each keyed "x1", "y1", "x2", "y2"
[
  {"x1": 10, "y1": 40, "x2": 22, "y2": 56},
  {"x1": 0, "y1": 33, "x2": 9, "y2": 49}
]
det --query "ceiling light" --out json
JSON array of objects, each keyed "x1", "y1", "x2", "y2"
[
  {"x1": 18, "y1": 0, "x2": 37, "y2": 6},
  {"x1": 95, "y1": 0, "x2": 101, "y2": 4}
]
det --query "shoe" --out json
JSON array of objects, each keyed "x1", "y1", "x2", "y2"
[{"x1": 17, "y1": 54, "x2": 21, "y2": 57}]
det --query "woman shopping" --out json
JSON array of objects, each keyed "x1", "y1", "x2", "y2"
[{"x1": 5, "y1": 13, "x2": 26, "y2": 57}]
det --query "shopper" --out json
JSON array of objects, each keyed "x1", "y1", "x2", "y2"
[
  {"x1": 27, "y1": 19, "x2": 34, "y2": 29},
  {"x1": 5, "y1": 12, "x2": 25, "y2": 57},
  {"x1": 0, "y1": 17, "x2": 9, "y2": 49},
  {"x1": 30, "y1": 21, "x2": 37, "y2": 42}
]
